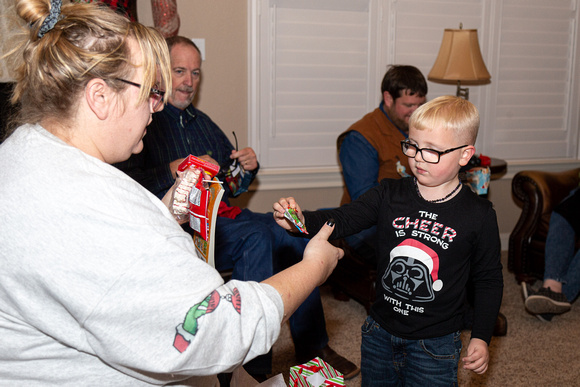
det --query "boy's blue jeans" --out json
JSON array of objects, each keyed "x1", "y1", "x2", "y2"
[{"x1": 361, "y1": 316, "x2": 462, "y2": 387}]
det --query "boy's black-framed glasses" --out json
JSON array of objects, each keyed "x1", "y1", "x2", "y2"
[
  {"x1": 115, "y1": 78, "x2": 165, "y2": 111},
  {"x1": 400, "y1": 141, "x2": 468, "y2": 164}
]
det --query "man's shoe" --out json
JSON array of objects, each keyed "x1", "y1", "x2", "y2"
[
  {"x1": 493, "y1": 312, "x2": 508, "y2": 336},
  {"x1": 522, "y1": 283, "x2": 557, "y2": 322},
  {"x1": 525, "y1": 287, "x2": 571, "y2": 315},
  {"x1": 296, "y1": 345, "x2": 360, "y2": 380}
]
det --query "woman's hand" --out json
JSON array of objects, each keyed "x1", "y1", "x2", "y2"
[
  {"x1": 161, "y1": 169, "x2": 202, "y2": 225},
  {"x1": 262, "y1": 220, "x2": 343, "y2": 323},
  {"x1": 302, "y1": 219, "x2": 342, "y2": 284}
]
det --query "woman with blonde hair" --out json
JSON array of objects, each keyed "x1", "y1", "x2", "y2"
[{"x1": 0, "y1": 1, "x2": 342, "y2": 385}]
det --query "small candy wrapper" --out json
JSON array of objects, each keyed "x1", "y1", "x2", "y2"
[
  {"x1": 289, "y1": 357, "x2": 344, "y2": 387},
  {"x1": 284, "y1": 208, "x2": 308, "y2": 234},
  {"x1": 217, "y1": 157, "x2": 246, "y2": 197}
]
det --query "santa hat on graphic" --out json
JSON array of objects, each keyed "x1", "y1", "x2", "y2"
[{"x1": 390, "y1": 239, "x2": 443, "y2": 292}]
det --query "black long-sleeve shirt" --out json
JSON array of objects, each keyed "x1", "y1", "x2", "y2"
[{"x1": 304, "y1": 177, "x2": 503, "y2": 344}]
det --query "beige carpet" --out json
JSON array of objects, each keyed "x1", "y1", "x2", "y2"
[{"x1": 270, "y1": 252, "x2": 580, "y2": 386}]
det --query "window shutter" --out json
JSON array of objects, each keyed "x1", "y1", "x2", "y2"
[
  {"x1": 489, "y1": 0, "x2": 579, "y2": 159},
  {"x1": 253, "y1": 0, "x2": 378, "y2": 168}
]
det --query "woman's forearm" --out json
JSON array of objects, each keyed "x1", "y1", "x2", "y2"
[{"x1": 262, "y1": 222, "x2": 342, "y2": 324}]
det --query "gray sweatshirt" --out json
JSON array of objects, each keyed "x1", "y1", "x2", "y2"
[{"x1": 0, "y1": 124, "x2": 283, "y2": 386}]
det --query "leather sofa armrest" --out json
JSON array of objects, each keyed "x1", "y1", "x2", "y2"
[
  {"x1": 513, "y1": 169, "x2": 580, "y2": 214},
  {"x1": 508, "y1": 168, "x2": 580, "y2": 282}
]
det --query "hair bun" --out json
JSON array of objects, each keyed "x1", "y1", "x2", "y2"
[{"x1": 15, "y1": 0, "x2": 62, "y2": 39}]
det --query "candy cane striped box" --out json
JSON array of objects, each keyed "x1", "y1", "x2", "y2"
[{"x1": 289, "y1": 356, "x2": 344, "y2": 387}]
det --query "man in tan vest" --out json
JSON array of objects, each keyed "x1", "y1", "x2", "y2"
[{"x1": 336, "y1": 65, "x2": 427, "y2": 254}]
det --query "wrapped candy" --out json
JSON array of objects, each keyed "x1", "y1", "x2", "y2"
[{"x1": 284, "y1": 208, "x2": 308, "y2": 234}]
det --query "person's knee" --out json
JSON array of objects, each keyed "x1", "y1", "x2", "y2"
[{"x1": 241, "y1": 222, "x2": 273, "y2": 248}]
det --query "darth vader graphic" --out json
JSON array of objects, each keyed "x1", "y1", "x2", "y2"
[{"x1": 382, "y1": 239, "x2": 443, "y2": 302}]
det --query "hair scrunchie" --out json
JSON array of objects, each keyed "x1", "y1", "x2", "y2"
[{"x1": 38, "y1": 0, "x2": 62, "y2": 38}]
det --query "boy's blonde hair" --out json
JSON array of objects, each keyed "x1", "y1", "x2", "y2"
[
  {"x1": 9, "y1": 0, "x2": 172, "y2": 134},
  {"x1": 409, "y1": 95, "x2": 479, "y2": 145}
]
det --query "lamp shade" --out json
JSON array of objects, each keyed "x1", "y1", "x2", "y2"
[{"x1": 428, "y1": 28, "x2": 490, "y2": 84}]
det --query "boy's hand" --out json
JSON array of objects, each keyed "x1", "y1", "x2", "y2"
[
  {"x1": 273, "y1": 197, "x2": 304, "y2": 232},
  {"x1": 462, "y1": 338, "x2": 489, "y2": 374}
]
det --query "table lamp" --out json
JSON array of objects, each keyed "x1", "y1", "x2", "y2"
[{"x1": 428, "y1": 23, "x2": 490, "y2": 100}]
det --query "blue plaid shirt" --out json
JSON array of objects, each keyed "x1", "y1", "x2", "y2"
[{"x1": 115, "y1": 103, "x2": 257, "y2": 200}]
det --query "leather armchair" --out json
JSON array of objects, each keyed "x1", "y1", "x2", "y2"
[{"x1": 508, "y1": 168, "x2": 580, "y2": 283}]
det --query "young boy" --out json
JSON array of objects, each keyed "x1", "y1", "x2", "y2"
[{"x1": 273, "y1": 96, "x2": 503, "y2": 386}]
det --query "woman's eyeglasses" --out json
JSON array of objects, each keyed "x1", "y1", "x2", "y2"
[{"x1": 115, "y1": 78, "x2": 165, "y2": 111}]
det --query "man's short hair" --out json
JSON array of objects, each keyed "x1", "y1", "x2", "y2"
[
  {"x1": 381, "y1": 65, "x2": 428, "y2": 101},
  {"x1": 166, "y1": 36, "x2": 201, "y2": 56},
  {"x1": 409, "y1": 95, "x2": 479, "y2": 145}
]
